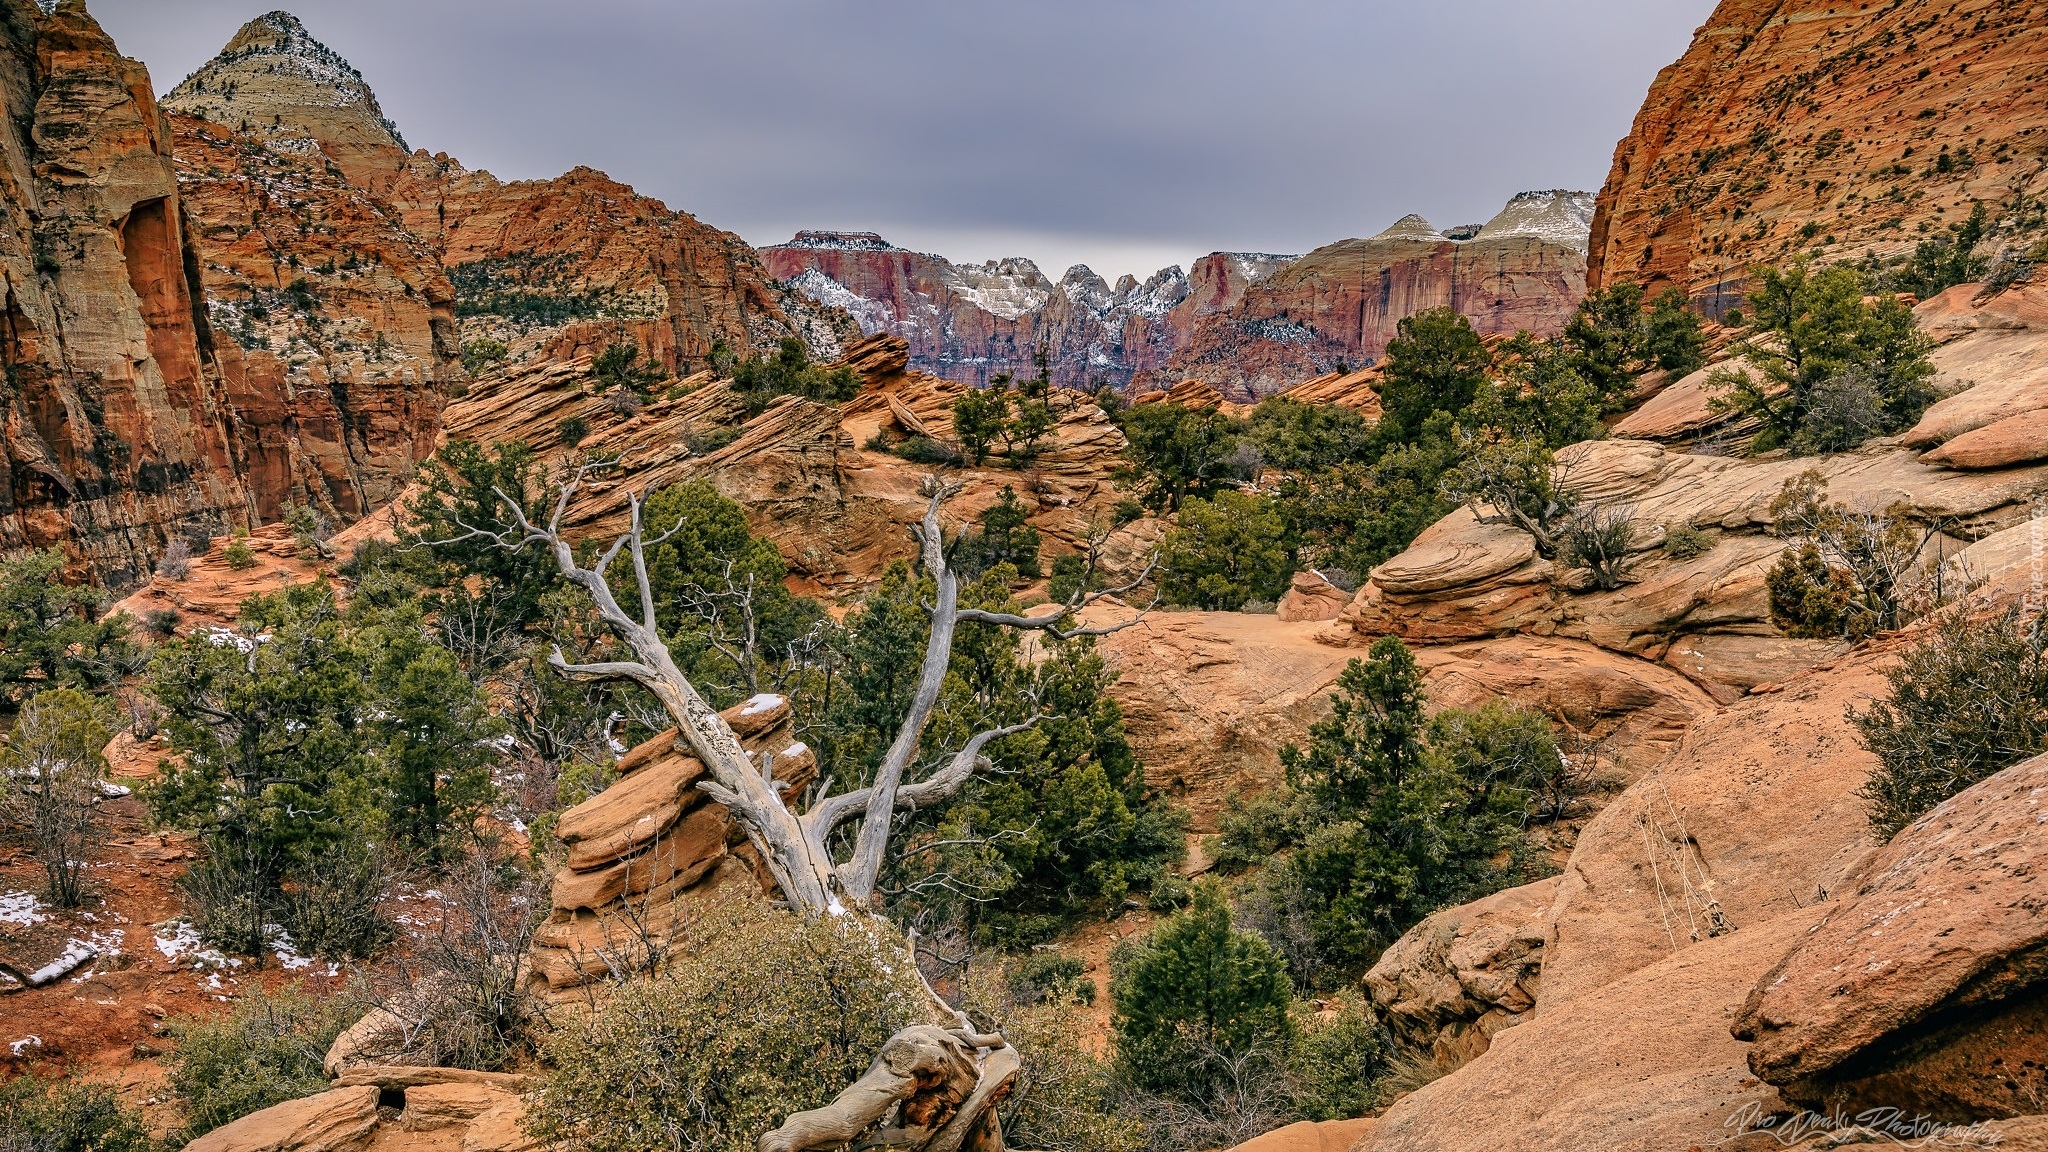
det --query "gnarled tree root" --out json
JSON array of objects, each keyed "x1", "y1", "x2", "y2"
[{"x1": 760, "y1": 1025, "x2": 1021, "y2": 1152}]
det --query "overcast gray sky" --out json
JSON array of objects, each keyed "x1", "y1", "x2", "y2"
[{"x1": 90, "y1": 1, "x2": 1715, "y2": 282}]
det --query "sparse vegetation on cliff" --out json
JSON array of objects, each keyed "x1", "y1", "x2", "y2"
[
  {"x1": 1763, "y1": 471, "x2": 1951, "y2": 641},
  {"x1": 1708, "y1": 263, "x2": 1936, "y2": 454},
  {"x1": 730, "y1": 336, "x2": 859, "y2": 415},
  {"x1": 1852, "y1": 602, "x2": 2048, "y2": 837}
]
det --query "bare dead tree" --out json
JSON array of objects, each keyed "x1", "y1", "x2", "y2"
[{"x1": 436, "y1": 463, "x2": 1153, "y2": 919}]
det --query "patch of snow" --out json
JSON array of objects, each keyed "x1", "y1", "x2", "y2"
[
  {"x1": 0, "y1": 892, "x2": 46, "y2": 927},
  {"x1": 202, "y1": 627, "x2": 270, "y2": 653},
  {"x1": 781, "y1": 742, "x2": 809, "y2": 759},
  {"x1": 265, "y1": 925, "x2": 319, "y2": 971},
  {"x1": 1226, "y1": 252, "x2": 1300, "y2": 282},
  {"x1": 9, "y1": 1036, "x2": 39, "y2": 1056},
  {"x1": 100, "y1": 782, "x2": 132, "y2": 798},
  {"x1": 155, "y1": 922, "x2": 239, "y2": 970},
  {"x1": 788, "y1": 268, "x2": 896, "y2": 335},
  {"x1": 739, "y1": 693, "x2": 786, "y2": 717},
  {"x1": 26, "y1": 940, "x2": 95, "y2": 986}
]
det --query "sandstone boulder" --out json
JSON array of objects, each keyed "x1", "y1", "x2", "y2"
[
  {"x1": 1228, "y1": 1118, "x2": 1376, "y2": 1152},
  {"x1": 1364, "y1": 877, "x2": 1559, "y2": 1067},
  {"x1": 1538, "y1": 648, "x2": 1889, "y2": 1013},
  {"x1": 1735, "y1": 753, "x2": 2048, "y2": 1121},
  {"x1": 1276, "y1": 570, "x2": 1353, "y2": 622},
  {"x1": 1923, "y1": 408, "x2": 2048, "y2": 470},
  {"x1": 182, "y1": 1086, "x2": 381, "y2": 1152}
]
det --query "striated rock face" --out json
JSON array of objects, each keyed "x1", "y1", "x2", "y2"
[
  {"x1": 160, "y1": 11, "x2": 410, "y2": 193},
  {"x1": 1587, "y1": 0, "x2": 2048, "y2": 306},
  {"x1": 761, "y1": 230, "x2": 1283, "y2": 390},
  {"x1": 527, "y1": 695, "x2": 804, "y2": 998},
  {"x1": 1166, "y1": 193, "x2": 1592, "y2": 399},
  {"x1": 0, "y1": 0, "x2": 251, "y2": 584},
  {"x1": 170, "y1": 113, "x2": 454, "y2": 522}
]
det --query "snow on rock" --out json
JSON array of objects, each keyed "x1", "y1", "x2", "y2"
[
  {"x1": 25, "y1": 939, "x2": 95, "y2": 986},
  {"x1": 778, "y1": 231, "x2": 898, "y2": 252},
  {"x1": 789, "y1": 268, "x2": 897, "y2": 335},
  {"x1": 949, "y1": 258, "x2": 1053, "y2": 320},
  {"x1": 740, "y1": 693, "x2": 787, "y2": 717},
  {"x1": 1475, "y1": 190, "x2": 1597, "y2": 252},
  {"x1": 1372, "y1": 213, "x2": 1449, "y2": 243},
  {"x1": 0, "y1": 892, "x2": 46, "y2": 927},
  {"x1": 1227, "y1": 253, "x2": 1300, "y2": 282},
  {"x1": 9, "y1": 1036, "x2": 39, "y2": 1056}
]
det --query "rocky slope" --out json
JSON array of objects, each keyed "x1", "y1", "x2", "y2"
[
  {"x1": 761, "y1": 231, "x2": 1293, "y2": 390},
  {"x1": 170, "y1": 112, "x2": 455, "y2": 523},
  {"x1": 392, "y1": 158, "x2": 854, "y2": 376},
  {"x1": 433, "y1": 334, "x2": 1130, "y2": 595},
  {"x1": 1588, "y1": 0, "x2": 2048, "y2": 308},
  {"x1": 1167, "y1": 192, "x2": 1594, "y2": 399}
]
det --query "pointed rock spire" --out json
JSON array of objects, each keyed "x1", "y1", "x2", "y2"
[{"x1": 163, "y1": 10, "x2": 408, "y2": 190}]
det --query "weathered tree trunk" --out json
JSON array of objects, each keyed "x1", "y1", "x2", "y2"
[
  {"x1": 447, "y1": 466, "x2": 1151, "y2": 918},
  {"x1": 758, "y1": 1025, "x2": 1020, "y2": 1152}
]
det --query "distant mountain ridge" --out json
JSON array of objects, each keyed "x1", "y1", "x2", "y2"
[
  {"x1": 762, "y1": 232, "x2": 1290, "y2": 389},
  {"x1": 769, "y1": 191, "x2": 1594, "y2": 398}
]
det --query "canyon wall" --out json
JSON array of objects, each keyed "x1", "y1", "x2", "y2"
[
  {"x1": 1166, "y1": 192, "x2": 1593, "y2": 399},
  {"x1": 0, "y1": 1, "x2": 249, "y2": 584},
  {"x1": 1587, "y1": 0, "x2": 2048, "y2": 308}
]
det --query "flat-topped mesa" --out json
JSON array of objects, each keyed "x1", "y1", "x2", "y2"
[
  {"x1": 163, "y1": 10, "x2": 409, "y2": 192},
  {"x1": 1477, "y1": 189, "x2": 1597, "y2": 252}
]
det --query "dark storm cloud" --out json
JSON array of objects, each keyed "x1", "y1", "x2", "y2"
[{"x1": 88, "y1": 0, "x2": 1715, "y2": 279}]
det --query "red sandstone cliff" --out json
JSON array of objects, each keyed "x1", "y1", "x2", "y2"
[
  {"x1": 1588, "y1": 0, "x2": 2048, "y2": 306},
  {"x1": 0, "y1": 0, "x2": 251, "y2": 584},
  {"x1": 769, "y1": 193, "x2": 1589, "y2": 402},
  {"x1": 169, "y1": 114, "x2": 455, "y2": 524}
]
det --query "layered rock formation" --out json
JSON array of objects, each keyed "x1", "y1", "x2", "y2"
[
  {"x1": 527, "y1": 695, "x2": 804, "y2": 998},
  {"x1": 1588, "y1": 0, "x2": 2048, "y2": 306},
  {"x1": 1166, "y1": 192, "x2": 1594, "y2": 398},
  {"x1": 761, "y1": 230, "x2": 1293, "y2": 390},
  {"x1": 393, "y1": 160, "x2": 853, "y2": 375},
  {"x1": 422, "y1": 334, "x2": 1129, "y2": 594}
]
